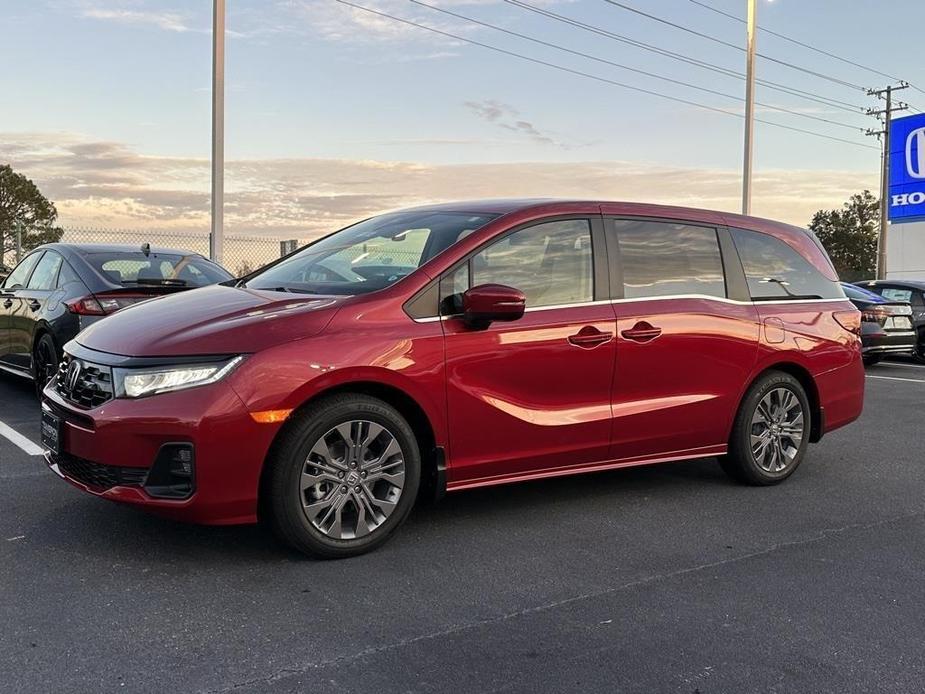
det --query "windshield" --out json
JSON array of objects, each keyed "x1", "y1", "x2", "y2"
[
  {"x1": 87, "y1": 252, "x2": 232, "y2": 287},
  {"x1": 244, "y1": 211, "x2": 498, "y2": 295}
]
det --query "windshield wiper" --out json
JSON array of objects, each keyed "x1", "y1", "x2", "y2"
[
  {"x1": 251, "y1": 286, "x2": 322, "y2": 295},
  {"x1": 123, "y1": 278, "x2": 188, "y2": 287}
]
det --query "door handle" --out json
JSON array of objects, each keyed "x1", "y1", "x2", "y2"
[
  {"x1": 2, "y1": 299, "x2": 11, "y2": 309},
  {"x1": 28, "y1": 300, "x2": 41, "y2": 312},
  {"x1": 621, "y1": 321, "x2": 662, "y2": 343},
  {"x1": 568, "y1": 326, "x2": 613, "y2": 348}
]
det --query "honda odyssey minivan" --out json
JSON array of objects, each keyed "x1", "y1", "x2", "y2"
[{"x1": 41, "y1": 200, "x2": 864, "y2": 558}]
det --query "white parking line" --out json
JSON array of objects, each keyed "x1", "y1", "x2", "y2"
[
  {"x1": 0, "y1": 421, "x2": 43, "y2": 457},
  {"x1": 866, "y1": 375, "x2": 925, "y2": 384}
]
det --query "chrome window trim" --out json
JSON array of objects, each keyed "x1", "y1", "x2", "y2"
[{"x1": 410, "y1": 295, "x2": 849, "y2": 322}]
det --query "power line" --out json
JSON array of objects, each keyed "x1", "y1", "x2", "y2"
[
  {"x1": 600, "y1": 0, "x2": 868, "y2": 91},
  {"x1": 503, "y1": 0, "x2": 865, "y2": 114},
  {"x1": 334, "y1": 0, "x2": 879, "y2": 151},
  {"x1": 407, "y1": 0, "x2": 865, "y2": 132},
  {"x1": 688, "y1": 0, "x2": 904, "y2": 83}
]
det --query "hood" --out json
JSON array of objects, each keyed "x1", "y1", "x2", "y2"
[{"x1": 76, "y1": 284, "x2": 347, "y2": 356}]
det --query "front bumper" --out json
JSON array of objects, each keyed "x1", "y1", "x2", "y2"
[{"x1": 41, "y1": 377, "x2": 278, "y2": 525}]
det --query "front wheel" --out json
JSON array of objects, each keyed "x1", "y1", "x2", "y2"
[
  {"x1": 914, "y1": 340, "x2": 925, "y2": 364},
  {"x1": 264, "y1": 394, "x2": 420, "y2": 558},
  {"x1": 32, "y1": 334, "x2": 59, "y2": 399},
  {"x1": 719, "y1": 371, "x2": 811, "y2": 486}
]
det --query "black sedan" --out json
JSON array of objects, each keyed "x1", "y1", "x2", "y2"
[
  {"x1": 841, "y1": 283, "x2": 916, "y2": 365},
  {"x1": 0, "y1": 243, "x2": 232, "y2": 394},
  {"x1": 855, "y1": 279, "x2": 925, "y2": 362}
]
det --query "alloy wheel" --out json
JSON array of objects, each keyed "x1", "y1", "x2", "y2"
[
  {"x1": 750, "y1": 387, "x2": 804, "y2": 474},
  {"x1": 300, "y1": 420, "x2": 406, "y2": 540}
]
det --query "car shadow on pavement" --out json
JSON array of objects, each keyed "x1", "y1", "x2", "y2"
[{"x1": 26, "y1": 456, "x2": 732, "y2": 564}]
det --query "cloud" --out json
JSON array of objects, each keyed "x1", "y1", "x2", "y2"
[
  {"x1": 0, "y1": 132, "x2": 877, "y2": 242},
  {"x1": 81, "y1": 8, "x2": 197, "y2": 33},
  {"x1": 464, "y1": 100, "x2": 567, "y2": 147}
]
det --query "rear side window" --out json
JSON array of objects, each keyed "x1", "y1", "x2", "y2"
[
  {"x1": 615, "y1": 220, "x2": 726, "y2": 299},
  {"x1": 27, "y1": 251, "x2": 63, "y2": 290},
  {"x1": 731, "y1": 228, "x2": 843, "y2": 301}
]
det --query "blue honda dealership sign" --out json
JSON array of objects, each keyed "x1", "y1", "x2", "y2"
[{"x1": 889, "y1": 113, "x2": 925, "y2": 223}]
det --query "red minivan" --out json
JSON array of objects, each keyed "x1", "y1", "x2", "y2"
[{"x1": 41, "y1": 200, "x2": 864, "y2": 557}]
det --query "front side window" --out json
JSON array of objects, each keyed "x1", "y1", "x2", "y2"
[
  {"x1": 246, "y1": 211, "x2": 497, "y2": 296},
  {"x1": 731, "y1": 228, "x2": 843, "y2": 300},
  {"x1": 3, "y1": 252, "x2": 43, "y2": 290},
  {"x1": 27, "y1": 251, "x2": 63, "y2": 290},
  {"x1": 615, "y1": 220, "x2": 726, "y2": 299},
  {"x1": 469, "y1": 219, "x2": 593, "y2": 309}
]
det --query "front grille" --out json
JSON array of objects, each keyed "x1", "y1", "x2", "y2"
[
  {"x1": 56, "y1": 453, "x2": 148, "y2": 491},
  {"x1": 55, "y1": 354, "x2": 114, "y2": 408}
]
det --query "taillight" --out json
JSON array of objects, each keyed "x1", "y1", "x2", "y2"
[
  {"x1": 65, "y1": 293, "x2": 149, "y2": 316},
  {"x1": 860, "y1": 306, "x2": 889, "y2": 325},
  {"x1": 833, "y1": 309, "x2": 862, "y2": 335}
]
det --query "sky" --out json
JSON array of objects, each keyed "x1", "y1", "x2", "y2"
[{"x1": 2, "y1": 0, "x2": 924, "y2": 240}]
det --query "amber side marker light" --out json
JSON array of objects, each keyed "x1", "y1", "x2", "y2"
[
  {"x1": 833, "y1": 310, "x2": 862, "y2": 336},
  {"x1": 250, "y1": 410, "x2": 293, "y2": 424}
]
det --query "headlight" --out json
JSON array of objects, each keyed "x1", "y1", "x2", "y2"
[{"x1": 114, "y1": 356, "x2": 245, "y2": 399}]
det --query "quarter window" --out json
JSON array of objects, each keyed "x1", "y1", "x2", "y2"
[
  {"x1": 731, "y1": 228, "x2": 842, "y2": 300},
  {"x1": 27, "y1": 251, "x2": 64, "y2": 290},
  {"x1": 615, "y1": 220, "x2": 726, "y2": 299}
]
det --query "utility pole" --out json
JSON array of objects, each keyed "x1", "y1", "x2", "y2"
[
  {"x1": 210, "y1": 0, "x2": 225, "y2": 265},
  {"x1": 741, "y1": 0, "x2": 757, "y2": 215},
  {"x1": 866, "y1": 82, "x2": 909, "y2": 279}
]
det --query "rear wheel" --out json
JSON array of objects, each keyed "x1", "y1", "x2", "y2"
[
  {"x1": 719, "y1": 371, "x2": 810, "y2": 486},
  {"x1": 32, "y1": 334, "x2": 59, "y2": 398},
  {"x1": 265, "y1": 393, "x2": 420, "y2": 558},
  {"x1": 862, "y1": 354, "x2": 883, "y2": 367}
]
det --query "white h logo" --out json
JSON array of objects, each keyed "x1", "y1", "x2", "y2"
[{"x1": 906, "y1": 127, "x2": 925, "y2": 179}]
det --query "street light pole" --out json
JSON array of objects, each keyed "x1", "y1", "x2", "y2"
[
  {"x1": 210, "y1": 0, "x2": 225, "y2": 265},
  {"x1": 741, "y1": 0, "x2": 757, "y2": 215}
]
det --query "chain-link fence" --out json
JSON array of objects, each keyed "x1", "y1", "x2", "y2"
[{"x1": 28, "y1": 228, "x2": 303, "y2": 277}]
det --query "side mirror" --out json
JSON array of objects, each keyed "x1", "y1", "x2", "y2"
[{"x1": 462, "y1": 283, "x2": 526, "y2": 328}]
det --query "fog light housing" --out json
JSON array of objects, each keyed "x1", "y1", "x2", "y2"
[{"x1": 144, "y1": 444, "x2": 196, "y2": 500}]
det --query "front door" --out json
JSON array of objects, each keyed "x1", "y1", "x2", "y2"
[
  {"x1": 441, "y1": 217, "x2": 617, "y2": 487},
  {"x1": 607, "y1": 218, "x2": 760, "y2": 460},
  {"x1": 7, "y1": 250, "x2": 63, "y2": 371}
]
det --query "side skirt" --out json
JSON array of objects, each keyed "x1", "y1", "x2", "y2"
[{"x1": 446, "y1": 444, "x2": 728, "y2": 493}]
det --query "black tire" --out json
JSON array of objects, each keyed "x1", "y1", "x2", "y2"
[
  {"x1": 862, "y1": 354, "x2": 883, "y2": 367},
  {"x1": 719, "y1": 370, "x2": 811, "y2": 486},
  {"x1": 264, "y1": 393, "x2": 420, "y2": 559},
  {"x1": 32, "y1": 333, "x2": 59, "y2": 399},
  {"x1": 914, "y1": 339, "x2": 925, "y2": 364}
]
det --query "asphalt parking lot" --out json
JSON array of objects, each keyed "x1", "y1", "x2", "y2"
[{"x1": 2, "y1": 362, "x2": 925, "y2": 693}]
